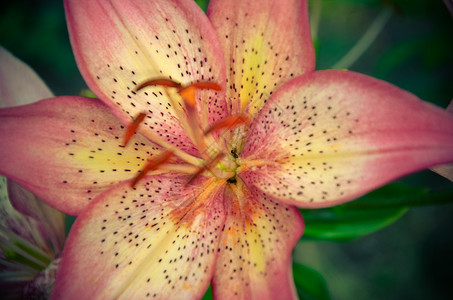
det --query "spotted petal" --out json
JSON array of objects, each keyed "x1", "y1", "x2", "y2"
[
  {"x1": 212, "y1": 180, "x2": 303, "y2": 299},
  {"x1": 0, "y1": 46, "x2": 53, "y2": 107},
  {"x1": 0, "y1": 97, "x2": 163, "y2": 215},
  {"x1": 207, "y1": 0, "x2": 315, "y2": 117},
  {"x1": 65, "y1": 0, "x2": 227, "y2": 154},
  {"x1": 241, "y1": 70, "x2": 453, "y2": 207},
  {"x1": 52, "y1": 176, "x2": 226, "y2": 299}
]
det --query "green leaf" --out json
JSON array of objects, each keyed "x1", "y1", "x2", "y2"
[
  {"x1": 293, "y1": 263, "x2": 331, "y2": 300},
  {"x1": 344, "y1": 183, "x2": 453, "y2": 208},
  {"x1": 300, "y1": 182, "x2": 453, "y2": 242},
  {"x1": 195, "y1": 0, "x2": 210, "y2": 13},
  {"x1": 301, "y1": 205, "x2": 408, "y2": 242},
  {"x1": 2, "y1": 246, "x2": 45, "y2": 272},
  {"x1": 12, "y1": 241, "x2": 51, "y2": 265},
  {"x1": 65, "y1": 215, "x2": 77, "y2": 236},
  {"x1": 79, "y1": 89, "x2": 97, "y2": 99},
  {"x1": 201, "y1": 284, "x2": 213, "y2": 300}
]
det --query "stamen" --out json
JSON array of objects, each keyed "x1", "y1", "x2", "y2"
[
  {"x1": 175, "y1": 81, "x2": 223, "y2": 156},
  {"x1": 190, "y1": 82, "x2": 222, "y2": 91},
  {"x1": 130, "y1": 78, "x2": 225, "y2": 163},
  {"x1": 131, "y1": 151, "x2": 174, "y2": 187},
  {"x1": 123, "y1": 112, "x2": 146, "y2": 145},
  {"x1": 135, "y1": 79, "x2": 181, "y2": 91},
  {"x1": 178, "y1": 86, "x2": 197, "y2": 107},
  {"x1": 135, "y1": 78, "x2": 200, "y2": 159},
  {"x1": 204, "y1": 115, "x2": 249, "y2": 135},
  {"x1": 178, "y1": 81, "x2": 222, "y2": 108},
  {"x1": 186, "y1": 153, "x2": 226, "y2": 186}
]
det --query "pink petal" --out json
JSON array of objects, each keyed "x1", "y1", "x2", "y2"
[
  {"x1": 431, "y1": 100, "x2": 453, "y2": 181},
  {"x1": 0, "y1": 47, "x2": 53, "y2": 108},
  {"x1": 52, "y1": 176, "x2": 226, "y2": 299},
  {"x1": 7, "y1": 180, "x2": 66, "y2": 254},
  {"x1": 0, "y1": 97, "x2": 163, "y2": 215},
  {"x1": 65, "y1": 0, "x2": 228, "y2": 154},
  {"x1": 0, "y1": 48, "x2": 64, "y2": 250},
  {"x1": 241, "y1": 70, "x2": 453, "y2": 208},
  {"x1": 207, "y1": 0, "x2": 315, "y2": 117},
  {"x1": 212, "y1": 180, "x2": 303, "y2": 299}
]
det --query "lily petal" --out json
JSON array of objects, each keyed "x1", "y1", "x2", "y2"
[
  {"x1": 65, "y1": 0, "x2": 227, "y2": 153},
  {"x1": 431, "y1": 100, "x2": 453, "y2": 181},
  {"x1": 0, "y1": 97, "x2": 163, "y2": 215},
  {"x1": 52, "y1": 176, "x2": 226, "y2": 299},
  {"x1": 207, "y1": 0, "x2": 315, "y2": 117},
  {"x1": 0, "y1": 47, "x2": 53, "y2": 107},
  {"x1": 0, "y1": 47, "x2": 64, "y2": 252},
  {"x1": 212, "y1": 180, "x2": 303, "y2": 299},
  {"x1": 0, "y1": 47, "x2": 63, "y2": 298},
  {"x1": 241, "y1": 70, "x2": 453, "y2": 208}
]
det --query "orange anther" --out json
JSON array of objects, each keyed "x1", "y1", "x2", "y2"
[
  {"x1": 131, "y1": 151, "x2": 174, "y2": 187},
  {"x1": 123, "y1": 112, "x2": 147, "y2": 145},
  {"x1": 178, "y1": 86, "x2": 197, "y2": 107},
  {"x1": 191, "y1": 82, "x2": 222, "y2": 91},
  {"x1": 204, "y1": 115, "x2": 249, "y2": 135},
  {"x1": 136, "y1": 79, "x2": 182, "y2": 91},
  {"x1": 178, "y1": 81, "x2": 222, "y2": 108}
]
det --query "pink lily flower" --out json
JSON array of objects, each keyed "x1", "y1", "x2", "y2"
[
  {"x1": 0, "y1": 0, "x2": 453, "y2": 298},
  {"x1": 0, "y1": 47, "x2": 65, "y2": 298}
]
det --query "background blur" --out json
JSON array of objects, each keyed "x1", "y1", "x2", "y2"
[{"x1": 0, "y1": 0, "x2": 452, "y2": 299}]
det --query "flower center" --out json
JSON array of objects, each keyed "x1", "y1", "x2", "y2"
[{"x1": 123, "y1": 79, "x2": 248, "y2": 186}]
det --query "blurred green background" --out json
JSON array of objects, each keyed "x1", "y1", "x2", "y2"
[{"x1": 1, "y1": 0, "x2": 452, "y2": 299}]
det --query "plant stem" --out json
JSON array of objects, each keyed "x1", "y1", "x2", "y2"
[
  {"x1": 332, "y1": 8, "x2": 392, "y2": 69},
  {"x1": 310, "y1": 0, "x2": 323, "y2": 40}
]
